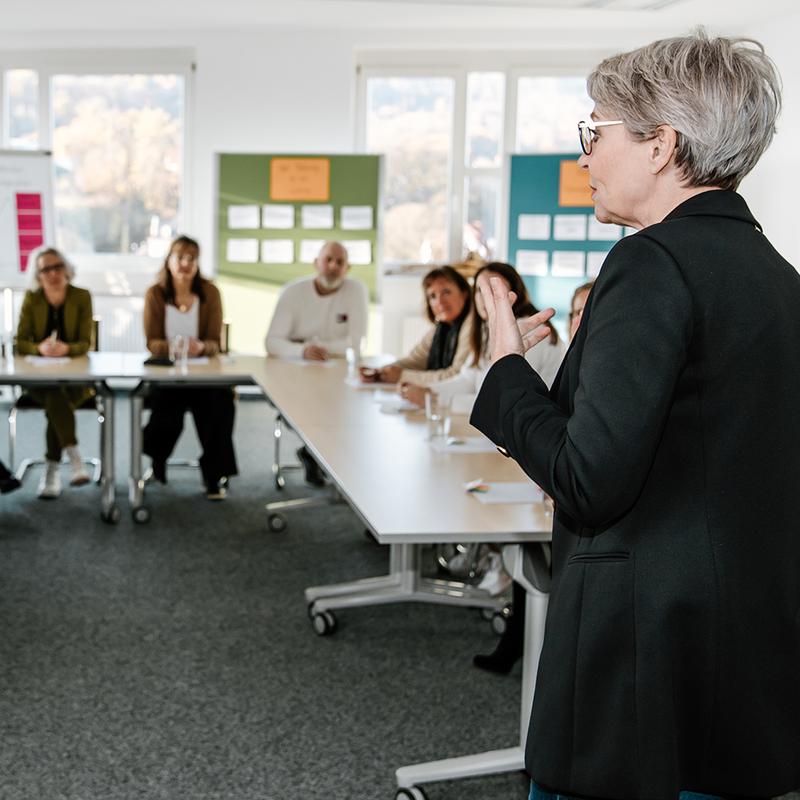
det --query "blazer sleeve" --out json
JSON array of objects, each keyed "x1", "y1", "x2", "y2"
[
  {"x1": 199, "y1": 282, "x2": 222, "y2": 357},
  {"x1": 15, "y1": 291, "x2": 41, "y2": 355},
  {"x1": 143, "y1": 285, "x2": 169, "y2": 357},
  {"x1": 471, "y1": 234, "x2": 693, "y2": 528},
  {"x1": 67, "y1": 287, "x2": 93, "y2": 357}
]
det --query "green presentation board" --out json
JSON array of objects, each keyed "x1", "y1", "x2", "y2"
[
  {"x1": 217, "y1": 153, "x2": 381, "y2": 296},
  {"x1": 507, "y1": 153, "x2": 627, "y2": 325}
]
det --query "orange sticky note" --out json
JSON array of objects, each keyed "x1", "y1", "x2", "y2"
[
  {"x1": 270, "y1": 158, "x2": 330, "y2": 202},
  {"x1": 558, "y1": 160, "x2": 593, "y2": 207}
]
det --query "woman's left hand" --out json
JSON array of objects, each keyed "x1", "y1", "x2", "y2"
[
  {"x1": 188, "y1": 338, "x2": 205, "y2": 357},
  {"x1": 399, "y1": 382, "x2": 427, "y2": 407},
  {"x1": 481, "y1": 276, "x2": 556, "y2": 364}
]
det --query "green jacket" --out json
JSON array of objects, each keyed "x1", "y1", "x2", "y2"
[{"x1": 16, "y1": 285, "x2": 94, "y2": 357}]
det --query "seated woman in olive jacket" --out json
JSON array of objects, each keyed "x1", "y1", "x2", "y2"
[
  {"x1": 16, "y1": 247, "x2": 94, "y2": 499},
  {"x1": 142, "y1": 235, "x2": 237, "y2": 501}
]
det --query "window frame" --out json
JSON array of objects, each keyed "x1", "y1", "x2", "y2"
[
  {"x1": 0, "y1": 49, "x2": 194, "y2": 274},
  {"x1": 355, "y1": 50, "x2": 608, "y2": 270}
]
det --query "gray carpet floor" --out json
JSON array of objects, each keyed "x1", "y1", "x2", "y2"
[{"x1": 0, "y1": 396, "x2": 527, "y2": 800}]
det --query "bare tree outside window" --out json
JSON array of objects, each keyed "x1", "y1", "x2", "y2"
[{"x1": 52, "y1": 74, "x2": 183, "y2": 257}]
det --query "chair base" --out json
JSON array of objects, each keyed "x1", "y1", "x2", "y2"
[{"x1": 15, "y1": 456, "x2": 102, "y2": 484}]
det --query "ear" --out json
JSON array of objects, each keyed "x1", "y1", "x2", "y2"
[{"x1": 647, "y1": 124, "x2": 678, "y2": 175}]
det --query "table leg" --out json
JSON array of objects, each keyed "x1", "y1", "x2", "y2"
[
  {"x1": 97, "y1": 382, "x2": 119, "y2": 524},
  {"x1": 128, "y1": 385, "x2": 149, "y2": 523}
]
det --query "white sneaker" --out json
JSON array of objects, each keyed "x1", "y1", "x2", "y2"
[
  {"x1": 65, "y1": 445, "x2": 90, "y2": 486},
  {"x1": 37, "y1": 460, "x2": 62, "y2": 499},
  {"x1": 477, "y1": 551, "x2": 512, "y2": 596}
]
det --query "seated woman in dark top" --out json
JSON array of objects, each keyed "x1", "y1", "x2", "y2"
[
  {"x1": 142, "y1": 235, "x2": 237, "y2": 501},
  {"x1": 15, "y1": 247, "x2": 94, "y2": 499},
  {"x1": 360, "y1": 265, "x2": 473, "y2": 385}
]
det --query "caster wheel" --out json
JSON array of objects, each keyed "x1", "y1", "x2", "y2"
[
  {"x1": 268, "y1": 513, "x2": 287, "y2": 532},
  {"x1": 274, "y1": 475, "x2": 285, "y2": 491},
  {"x1": 311, "y1": 610, "x2": 337, "y2": 636},
  {"x1": 491, "y1": 604, "x2": 513, "y2": 635},
  {"x1": 132, "y1": 506, "x2": 151, "y2": 524},
  {"x1": 396, "y1": 787, "x2": 429, "y2": 800},
  {"x1": 100, "y1": 505, "x2": 121, "y2": 525}
]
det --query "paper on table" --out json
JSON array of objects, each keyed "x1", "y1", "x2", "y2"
[
  {"x1": 282, "y1": 357, "x2": 338, "y2": 367},
  {"x1": 344, "y1": 376, "x2": 378, "y2": 389},
  {"x1": 24, "y1": 356, "x2": 71, "y2": 365},
  {"x1": 186, "y1": 357, "x2": 210, "y2": 365},
  {"x1": 373, "y1": 389, "x2": 418, "y2": 412},
  {"x1": 472, "y1": 482, "x2": 544, "y2": 504},
  {"x1": 430, "y1": 436, "x2": 496, "y2": 454}
]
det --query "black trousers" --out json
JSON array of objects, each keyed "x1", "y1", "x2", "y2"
[{"x1": 143, "y1": 387, "x2": 237, "y2": 484}]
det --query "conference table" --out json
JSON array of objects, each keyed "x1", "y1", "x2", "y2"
[{"x1": 0, "y1": 351, "x2": 553, "y2": 797}]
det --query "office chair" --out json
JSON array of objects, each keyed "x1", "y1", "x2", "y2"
[{"x1": 7, "y1": 317, "x2": 104, "y2": 483}]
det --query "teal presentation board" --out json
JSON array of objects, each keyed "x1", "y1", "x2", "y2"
[
  {"x1": 217, "y1": 154, "x2": 381, "y2": 296},
  {"x1": 507, "y1": 153, "x2": 626, "y2": 327}
]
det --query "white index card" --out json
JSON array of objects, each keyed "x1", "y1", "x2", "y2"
[
  {"x1": 588, "y1": 215, "x2": 623, "y2": 241},
  {"x1": 227, "y1": 205, "x2": 260, "y2": 229},
  {"x1": 300, "y1": 239, "x2": 327, "y2": 263},
  {"x1": 551, "y1": 251, "x2": 585, "y2": 277},
  {"x1": 343, "y1": 240, "x2": 372, "y2": 265},
  {"x1": 586, "y1": 251, "x2": 609, "y2": 277},
  {"x1": 517, "y1": 214, "x2": 550, "y2": 240},
  {"x1": 262, "y1": 204, "x2": 295, "y2": 229},
  {"x1": 301, "y1": 204, "x2": 334, "y2": 229},
  {"x1": 516, "y1": 250, "x2": 549, "y2": 276},
  {"x1": 261, "y1": 239, "x2": 294, "y2": 264},
  {"x1": 340, "y1": 205, "x2": 373, "y2": 230},
  {"x1": 553, "y1": 214, "x2": 587, "y2": 241},
  {"x1": 226, "y1": 238, "x2": 259, "y2": 263}
]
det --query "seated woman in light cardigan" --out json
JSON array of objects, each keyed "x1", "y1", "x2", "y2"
[
  {"x1": 142, "y1": 234, "x2": 237, "y2": 501},
  {"x1": 361, "y1": 265, "x2": 473, "y2": 386}
]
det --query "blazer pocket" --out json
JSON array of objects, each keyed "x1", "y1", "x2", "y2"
[{"x1": 568, "y1": 550, "x2": 630, "y2": 564}]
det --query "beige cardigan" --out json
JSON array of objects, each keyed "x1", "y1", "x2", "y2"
[
  {"x1": 394, "y1": 313, "x2": 474, "y2": 386},
  {"x1": 144, "y1": 276, "x2": 223, "y2": 357}
]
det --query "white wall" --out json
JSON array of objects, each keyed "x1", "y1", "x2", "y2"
[{"x1": 742, "y1": 11, "x2": 800, "y2": 268}]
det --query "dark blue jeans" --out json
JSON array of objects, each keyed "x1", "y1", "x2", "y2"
[{"x1": 529, "y1": 781, "x2": 722, "y2": 800}]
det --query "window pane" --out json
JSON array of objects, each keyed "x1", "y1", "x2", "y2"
[
  {"x1": 5, "y1": 69, "x2": 39, "y2": 149},
  {"x1": 51, "y1": 74, "x2": 183, "y2": 255},
  {"x1": 465, "y1": 72, "x2": 504, "y2": 168},
  {"x1": 365, "y1": 76, "x2": 453, "y2": 263},
  {"x1": 516, "y1": 76, "x2": 592, "y2": 153},
  {"x1": 463, "y1": 174, "x2": 499, "y2": 261}
]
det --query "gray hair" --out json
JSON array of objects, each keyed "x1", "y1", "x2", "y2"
[
  {"x1": 27, "y1": 246, "x2": 76, "y2": 289},
  {"x1": 587, "y1": 29, "x2": 782, "y2": 190}
]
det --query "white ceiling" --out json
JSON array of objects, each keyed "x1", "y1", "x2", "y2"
[{"x1": 0, "y1": 0, "x2": 795, "y2": 33}]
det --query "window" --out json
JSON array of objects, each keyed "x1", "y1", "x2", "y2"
[
  {"x1": 0, "y1": 54, "x2": 190, "y2": 268},
  {"x1": 365, "y1": 76, "x2": 454, "y2": 264},
  {"x1": 51, "y1": 74, "x2": 183, "y2": 256},
  {"x1": 358, "y1": 61, "x2": 593, "y2": 269},
  {"x1": 4, "y1": 69, "x2": 39, "y2": 150}
]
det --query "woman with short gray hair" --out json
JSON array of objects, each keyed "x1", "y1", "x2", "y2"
[{"x1": 473, "y1": 31, "x2": 800, "y2": 800}]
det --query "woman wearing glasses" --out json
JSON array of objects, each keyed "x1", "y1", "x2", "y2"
[
  {"x1": 15, "y1": 247, "x2": 94, "y2": 499},
  {"x1": 474, "y1": 32, "x2": 800, "y2": 800}
]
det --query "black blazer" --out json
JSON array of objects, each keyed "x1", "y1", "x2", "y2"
[{"x1": 472, "y1": 190, "x2": 800, "y2": 799}]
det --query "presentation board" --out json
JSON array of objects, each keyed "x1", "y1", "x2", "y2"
[
  {"x1": 0, "y1": 150, "x2": 55, "y2": 289},
  {"x1": 507, "y1": 153, "x2": 628, "y2": 323},
  {"x1": 217, "y1": 154, "x2": 381, "y2": 296}
]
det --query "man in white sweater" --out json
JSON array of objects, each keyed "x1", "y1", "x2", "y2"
[
  {"x1": 265, "y1": 241, "x2": 368, "y2": 361},
  {"x1": 265, "y1": 241, "x2": 368, "y2": 484}
]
